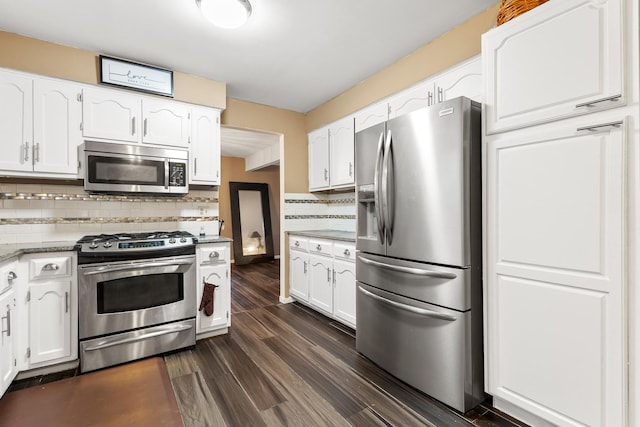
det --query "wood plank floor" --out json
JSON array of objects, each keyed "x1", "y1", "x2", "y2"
[{"x1": 166, "y1": 259, "x2": 528, "y2": 427}]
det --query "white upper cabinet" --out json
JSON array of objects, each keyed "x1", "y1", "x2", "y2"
[
  {"x1": 141, "y1": 99, "x2": 190, "y2": 147},
  {"x1": 82, "y1": 87, "x2": 140, "y2": 143},
  {"x1": 388, "y1": 80, "x2": 435, "y2": 119},
  {"x1": 189, "y1": 106, "x2": 221, "y2": 185},
  {"x1": 308, "y1": 127, "x2": 330, "y2": 191},
  {"x1": 434, "y1": 56, "x2": 482, "y2": 103},
  {"x1": 0, "y1": 70, "x2": 81, "y2": 177},
  {"x1": 354, "y1": 102, "x2": 388, "y2": 133},
  {"x1": 0, "y1": 70, "x2": 33, "y2": 173},
  {"x1": 83, "y1": 86, "x2": 191, "y2": 148},
  {"x1": 483, "y1": 0, "x2": 624, "y2": 134},
  {"x1": 329, "y1": 117, "x2": 355, "y2": 188},
  {"x1": 33, "y1": 79, "x2": 82, "y2": 175}
]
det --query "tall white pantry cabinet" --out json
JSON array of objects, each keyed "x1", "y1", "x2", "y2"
[{"x1": 482, "y1": 0, "x2": 639, "y2": 426}]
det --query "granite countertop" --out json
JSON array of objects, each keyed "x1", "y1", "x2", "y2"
[
  {"x1": 287, "y1": 230, "x2": 356, "y2": 242},
  {"x1": 0, "y1": 236, "x2": 233, "y2": 263}
]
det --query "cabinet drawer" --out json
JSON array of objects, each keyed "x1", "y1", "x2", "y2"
[
  {"x1": 198, "y1": 245, "x2": 228, "y2": 265},
  {"x1": 309, "y1": 239, "x2": 333, "y2": 257},
  {"x1": 289, "y1": 236, "x2": 308, "y2": 251},
  {"x1": 29, "y1": 256, "x2": 72, "y2": 280},
  {"x1": 334, "y1": 243, "x2": 355, "y2": 261}
]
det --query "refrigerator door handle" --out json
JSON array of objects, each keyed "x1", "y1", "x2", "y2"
[
  {"x1": 357, "y1": 256, "x2": 457, "y2": 279},
  {"x1": 374, "y1": 131, "x2": 386, "y2": 244},
  {"x1": 358, "y1": 286, "x2": 457, "y2": 321},
  {"x1": 384, "y1": 129, "x2": 395, "y2": 244}
]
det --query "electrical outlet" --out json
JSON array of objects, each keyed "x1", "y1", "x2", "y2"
[{"x1": 198, "y1": 206, "x2": 208, "y2": 217}]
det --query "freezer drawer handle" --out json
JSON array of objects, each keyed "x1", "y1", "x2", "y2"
[
  {"x1": 358, "y1": 256, "x2": 456, "y2": 279},
  {"x1": 358, "y1": 286, "x2": 457, "y2": 321},
  {"x1": 84, "y1": 323, "x2": 193, "y2": 351},
  {"x1": 575, "y1": 94, "x2": 621, "y2": 109}
]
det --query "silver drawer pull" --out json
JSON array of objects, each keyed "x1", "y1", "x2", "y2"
[
  {"x1": 316, "y1": 244, "x2": 322, "y2": 251},
  {"x1": 209, "y1": 251, "x2": 220, "y2": 259},
  {"x1": 575, "y1": 94, "x2": 622, "y2": 109},
  {"x1": 358, "y1": 286, "x2": 457, "y2": 321},
  {"x1": 42, "y1": 263, "x2": 60, "y2": 272},
  {"x1": 7, "y1": 271, "x2": 17, "y2": 283},
  {"x1": 344, "y1": 249, "x2": 351, "y2": 257},
  {"x1": 576, "y1": 120, "x2": 623, "y2": 133},
  {"x1": 2, "y1": 304, "x2": 11, "y2": 337},
  {"x1": 295, "y1": 241, "x2": 300, "y2": 247}
]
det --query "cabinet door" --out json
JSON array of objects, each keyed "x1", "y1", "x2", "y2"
[
  {"x1": 329, "y1": 117, "x2": 355, "y2": 188},
  {"x1": 333, "y1": 259, "x2": 355, "y2": 328},
  {"x1": 435, "y1": 56, "x2": 482, "y2": 103},
  {"x1": 289, "y1": 249, "x2": 309, "y2": 301},
  {"x1": 0, "y1": 70, "x2": 32, "y2": 172},
  {"x1": 29, "y1": 280, "x2": 72, "y2": 365},
  {"x1": 197, "y1": 263, "x2": 229, "y2": 333},
  {"x1": 82, "y1": 87, "x2": 140, "y2": 142},
  {"x1": 308, "y1": 254, "x2": 333, "y2": 314},
  {"x1": 388, "y1": 80, "x2": 435, "y2": 119},
  {"x1": 190, "y1": 107, "x2": 220, "y2": 185},
  {"x1": 483, "y1": 0, "x2": 623, "y2": 134},
  {"x1": 485, "y1": 116, "x2": 625, "y2": 426},
  {"x1": 0, "y1": 288, "x2": 17, "y2": 397},
  {"x1": 308, "y1": 128, "x2": 330, "y2": 191},
  {"x1": 33, "y1": 79, "x2": 82, "y2": 175},
  {"x1": 142, "y1": 99, "x2": 190, "y2": 147}
]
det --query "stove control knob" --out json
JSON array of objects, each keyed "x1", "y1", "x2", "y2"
[
  {"x1": 89, "y1": 242, "x2": 98, "y2": 250},
  {"x1": 180, "y1": 237, "x2": 187, "y2": 243},
  {"x1": 169, "y1": 238, "x2": 176, "y2": 244},
  {"x1": 103, "y1": 241, "x2": 112, "y2": 248}
]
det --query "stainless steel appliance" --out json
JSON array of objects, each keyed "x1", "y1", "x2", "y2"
[
  {"x1": 355, "y1": 96, "x2": 484, "y2": 412},
  {"x1": 77, "y1": 231, "x2": 197, "y2": 372},
  {"x1": 81, "y1": 141, "x2": 189, "y2": 195}
]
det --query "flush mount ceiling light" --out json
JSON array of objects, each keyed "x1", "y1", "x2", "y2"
[{"x1": 196, "y1": 0, "x2": 252, "y2": 29}]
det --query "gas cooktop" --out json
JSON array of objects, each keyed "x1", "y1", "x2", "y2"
[{"x1": 76, "y1": 231, "x2": 197, "y2": 263}]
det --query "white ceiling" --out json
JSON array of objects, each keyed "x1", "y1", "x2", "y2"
[
  {"x1": 220, "y1": 126, "x2": 279, "y2": 158},
  {"x1": 0, "y1": 0, "x2": 496, "y2": 157}
]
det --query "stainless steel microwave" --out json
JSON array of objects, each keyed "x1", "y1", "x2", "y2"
[{"x1": 81, "y1": 141, "x2": 189, "y2": 196}]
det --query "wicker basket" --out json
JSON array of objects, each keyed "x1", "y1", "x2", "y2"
[{"x1": 497, "y1": 0, "x2": 549, "y2": 26}]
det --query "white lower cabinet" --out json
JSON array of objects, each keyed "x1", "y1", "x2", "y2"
[
  {"x1": 18, "y1": 252, "x2": 77, "y2": 370},
  {"x1": 288, "y1": 234, "x2": 356, "y2": 328},
  {"x1": 0, "y1": 258, "x2": 19, "y2": 397},
  {"x1": 196, "y1": 242, "x2": 231, "y2": 338}
]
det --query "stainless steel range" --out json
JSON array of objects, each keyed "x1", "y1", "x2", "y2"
[{"x1": 76, "y1": 231, "x2": 197, "y2": 372}]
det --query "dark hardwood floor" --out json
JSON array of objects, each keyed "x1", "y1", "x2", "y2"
[{"x1": 166, "y1": 259, "x2": 527, "y2": 427}]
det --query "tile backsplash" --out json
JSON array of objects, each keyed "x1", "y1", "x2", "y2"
[
  {"x1": 0, "y1": 182, "x2": 219, "y2": 244},
  {"x1": 284, "y1": 192, "x2": 356, "y2": 232}
]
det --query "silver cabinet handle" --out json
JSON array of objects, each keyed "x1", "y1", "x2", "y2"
[
  {"x1": 194, "y1": 158, "x2": 198, "y2": 175},
  {"x1": 327, "y1": 267, "x2": 331, "y2": 282},
  {"x1": 324, "y1": 168, "x2": 328, "y2": 182},
  {"x1": 65, "y1": 291, "x2": 69, "y2": 313},
  {"x1": 358, "y1": 286, "x2": 457, "y2": 321},
  {"x1": 316, "y1": 244, "x2": 322, "y2": 251},
  {"x1": 42, "y1": 263, "x2": 60, "y2": 272},
  {"x1": 575, "y1": 94, "x2": 622, "y2": 109},
  {"x1": 332, "y1": 269, "x2": 336, "y2": 284},
  {"x1": 349, "y1": 162, "x2": 353, "y2": 177},
  {"x1": 427, "y1": 91, "x2": 434, "y2": 106},
  {"x1": 294, "y1": 241, "x2": 300, "y2": 247},
  {"x1": 303, "y1": 261, "x2": 307, "y2": 274},
  {"x1": 131, "y1": 117, "x2": 136, "y2": 135},
  {"x1": 84, "y1": 323, "x2": 192, "y2": 351},
  {"x1": 437, "y1": 86, "x2": 443, "y2": 103},
  {"x1": 576, "y1": 120, "x2": 623, "y2": 133},
  {"x1": 24, "y1": 142, "x2": 30, "y2": 162},
  {"x1": 358, "y1": 256, "x2": 456, "y2": 279},
  {"x1": 144, "y1": 118, "x2": 148, "y2": 136},
  {"x1": 209, "y1": 251, "x2": 220, "y2": 259},
  {"x1": 2, "y1": 304, "x2": 11, "y2": 337},
  {"x1": 7, "y1": 271, "x2": 17, "y2": 283},
  {"x1": 34, "y1": 143, "x2": 40, "y2": 163},
  {"x1": 344, "y1": 249, "x2": 350, "y2": 257}
]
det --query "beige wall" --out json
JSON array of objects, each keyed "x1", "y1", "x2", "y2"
[
  {"x1": 304, "y1": 3, "x2": 500, "y2": 130},
  {"x1": 0, "y1": 31, "x2": 226, "y2": 109},
  {"x1": 219, "y1": 156, "x2": 281, "y2": 261}
]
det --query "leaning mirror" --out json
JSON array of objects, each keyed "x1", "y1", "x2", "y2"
[{"x1": 229, "y1": 182, "x2": 275, "y2": 265}]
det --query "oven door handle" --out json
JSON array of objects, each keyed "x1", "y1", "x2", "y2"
[
  {"x1": 83, "y1": 323, "x2": 193, "y2": 351},
  {"x1": 358, "y1": 286, "x2": 457, "y2": 321},
  {"x1": 81, "y1": 259, "x2": 194, "y2": 275}
]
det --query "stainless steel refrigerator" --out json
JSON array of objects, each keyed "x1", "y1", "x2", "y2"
[{"x1": 355, "y1": 96, "x2": 484, "y2": 413}]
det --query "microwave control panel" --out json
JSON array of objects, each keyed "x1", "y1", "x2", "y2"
[{"x1": 169, "y1": 162, "x2": 187, "y2": 187}]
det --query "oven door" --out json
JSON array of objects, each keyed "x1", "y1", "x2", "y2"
[{"x1": 78, "y1": 255, "x2": 196, "y2": 340}]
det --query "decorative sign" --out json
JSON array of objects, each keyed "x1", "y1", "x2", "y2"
[{"x1": 99, "y1": 55, "x2": 174, "y2": 97}]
